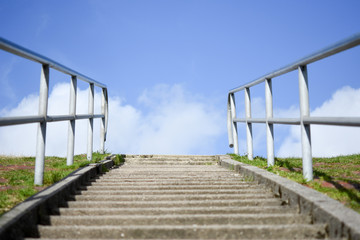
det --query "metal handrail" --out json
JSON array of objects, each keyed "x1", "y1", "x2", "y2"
[
  {"x1": 229, "y1": 33, "x2": 360, "y2": 93},
  {"x1": 227, "y1": 33, "x2": 360, "y2": 181},
  {"x1": 0, "y1": 37, "x2": 106, "y2": 88},
  {"x1": 0, "y1": 37, "x2": 109, "y2": 185}
]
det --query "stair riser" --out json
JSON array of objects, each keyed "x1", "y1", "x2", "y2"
[
  {"x1": 83, "y1": 181, "x2": 257, "y2": 186},
  {"x1": 58, "y1": 207, "x2": 296, "y2": 216},
  {"x1": 49, "y1": 215, "x2": 310, "y2": 226},
  {"x1": 124, "y1": 163, "x2": 217, "y2": 165},
  {"x1": 71, "y1": 194, "x2": 274, "y2": 201},
  {"x1": 125, "y1": 159, "x2": 218, "y2": 162},
  {"x1": 78, "y1": 185, "x2": 263, "y2": 191},
  {"x1": 124, "y1": 155, "x2": 216, "y2": 159},
  {"x1": 89, "y1": 178, "x2": 250, "y2": 182},
  {"x1": 38, "y1": 225, "x2": 327, "y2": 239},
  {"x1": 76, "y1": 189, "x2": 269, "y2": 195},
  {"x1": 66, "y1": 200, "x2": 282, "y2": 208}
]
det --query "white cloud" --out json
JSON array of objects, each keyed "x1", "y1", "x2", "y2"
[
  {"x1": 277, "y1": 86, "x2": 360, "y2": 157},
  {"x1": 0, "y1": 83, "x2": 225, "y2": 157},
  {"x1": 110, "y1": 84, "x2": 224, "y2": 154}
]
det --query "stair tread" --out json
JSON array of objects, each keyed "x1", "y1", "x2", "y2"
[
  {"x1": 37, "y1": 224, "x2": 327, "y2": 239},
  {"x1": 58, "y1": 206, "x2": 296, "y2": 215}
]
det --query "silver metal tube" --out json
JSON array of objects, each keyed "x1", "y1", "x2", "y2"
[
  {"x1": 74, "y1": 114, "x2": 103, "y2": 120},
  {"x1": 265, "y1": 79, "x2": 274, "y2": 166},
  {"x1": 34, "y1": 64, "x2": 49, "y2": 185},
  {"x1": 0, "y1": 114, "x2": 105, "y2": 126},
  {"x1": 0, "y1": 116, "x2": 44, "y2": 126},
  {"x1": 229, "y1": 33, "x2": 360, "y2": 94},
  {"x1": 303, "y1": 116, "x2": 360, "y2": 126},
  {"x1": 245, "y1": 88, "x2": 253, "y2": 160},
  {"x1": 47, "y1": 115, "x2": 75, "y2": 122},
  {"x1": 234, "y1": 118, "x2": 266, "y2": 123},
  {"x1": 298, "y1": 65, "x2": 313, "y2": 181},
  {"x1": 234, "y1": 117, "x2": 301, "y2": 125},
  {"x1": 229, "y1": 94, "x2": 239, "y2": 154},
  {"x1": 67, "y1": 76, "x2": 77, "y2": 166},
  {"x1": 87, "y1": 83, "x2": 94, "y2": 161},
  {"x1": 104, "y1": 89, "x2": 109, "y2": 142},
  {"x1": 0, "y1": 37, "x2": 106, "y2": 89},
  {"x1": 100, "y1": 88, "x2": 106, "y2": 154},
  {"x1": 227, "y1": 94, "x2": 234, "y2": 148},
  {"x1": 267, "y1": 118, "x2": 301, "y2": 125}
]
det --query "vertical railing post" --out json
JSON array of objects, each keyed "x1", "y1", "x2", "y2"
[
  {"x1": 66, "y1": 76, "x2": 77, "y2": 165},
  {"x1": 298, "y1": 65, "x2": 313, "y2": 181},
  {"x1": 87, "y1": 83, "x2": 94, "y2": 161},
  {"x1": 229, "y1": 93, "x2": 239, "y2": 154},
  {"x1": 34, "y1": 64, "x2": 49, "y2": 185},
  {"x1": 100, "y1": 88, "x2": 106, "y2": 154},
  {"x1": 265, "y1": 78, "x2": 274, "y2": 166},
  {"x1": 245, "y1": 87, "x2": 253, "y2": 160}
]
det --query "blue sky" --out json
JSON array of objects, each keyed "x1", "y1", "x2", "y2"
[{"x1": 0, "y1": 0, "x2": 360, "y2": 157}]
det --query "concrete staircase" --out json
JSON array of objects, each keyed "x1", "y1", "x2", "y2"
[{"x1": 27, "y1": 155, "x2": 327, "y2": 239}]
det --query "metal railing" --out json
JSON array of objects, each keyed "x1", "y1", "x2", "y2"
[
  {"x1": 227, "y1": 33, "x2": 360, "y2": 181},
  {"x1": 0, "y1": 37, "x2": 109, "y2": 185}
]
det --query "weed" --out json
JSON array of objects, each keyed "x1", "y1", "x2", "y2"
[
  {"x1": 101, "y1": 164, "x2": 109, "y2": 173},
  {"x1": 243, "y1": 175, "x2": 254, "y2": 182},
  {"x1": 112, "y1": 154, "x2": 125, "y2": 166}
]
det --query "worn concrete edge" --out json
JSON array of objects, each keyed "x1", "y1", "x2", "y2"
[
  {"x1": 0, "y1": 154, "x2": 117, "y2": 240},
  {"x1": 217, "y1": 155, "x2": 360, "y2": 240}
]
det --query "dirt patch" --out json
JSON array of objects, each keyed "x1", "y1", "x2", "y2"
[
  {"x1": 279, "y1": 167, "x2": 302, "y2": 173},
  {"x1": 313, "y1": 162, "x2": 327, "y2": 167},
  {"x1": 34, "y1": 186, "x2": 46, "y2": 191},
  {"x1": 0, "y1": 186, "x2": 12, "y2": 191},
  {"x1": 313, "y1": 179, "x2": 360, "y2": 190},
  {"x1": 0, "y1": 165, "x2": 34, "y2": 171},
  {"x1": 0, "y1": 178, "x2": 7, "y2": 183},
  {"x1": 279, "y1": 167, "x2": 290, "y2": 172}
]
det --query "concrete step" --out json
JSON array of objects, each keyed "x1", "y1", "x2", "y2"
[
  {"x1": 124, "y1": 155, "x2": 217, "y2": 159},
  {"x1": 48, "y1": 213, "x2": 311, "y2": 226},
  {"x1": 94, "y1": 177, "x2": 248, "y2": 182},
  {"x1": 124, "y1": 156, "x2": 218, "y2": 165},
  {"x1": 37, "y1": 224, "x2": 327, "y2": 239},
  {"x1": 65, "y1": 199, "x2": 283, "y2": 208},
  {"x1": 70, "y1": 193, "x2": 274, "y2": 201},
  {"x1": 58, "y1": 206, "x2": 297, "y2": 216},
  {"x1": 125, "y1": 157, "x2": 217, "y2": 160},
  {"x1": 90, "y1": 175, "x2": 248, "y2": 180},
  {"x1": 75, "y1": 188, "x2": 270, "y2": 195},
  {"x1": 86, "y1": 179, "x2": 252, "y2": 185},
  {"x1": 124, "y1": 161, "x2": 217, "y2": 165},
  {"x1": 78, "y1": 184, "x2": 264, "y2": 191},
  {"x1": 84, "y1": 181, "x2": 256, "y2": 186},
  {"x1": 124, "y1": 158, "x2": 218, "y2": 162}
]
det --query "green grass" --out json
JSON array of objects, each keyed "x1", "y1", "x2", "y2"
[
  {"x1": 230, "y1": 154, "x2": 360, "y2": 213},
  {"x1": 0, "y1": 152, "x2": 113, "y2": 215}
]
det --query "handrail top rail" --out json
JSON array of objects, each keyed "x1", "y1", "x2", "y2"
[
  {"x1": 229, "y1": 33, "x2": 360, "y2": 94},
  {"x1": 0, "y1": 37, "x2": 107, "y2": 89}
]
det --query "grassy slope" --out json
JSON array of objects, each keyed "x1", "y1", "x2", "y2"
[
  {"x1": 0, "y1": 152, "x2": 115, "y2": 215},
  {"x1": 230, "y1": 154, "x2": 360, "y2": 213}
]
